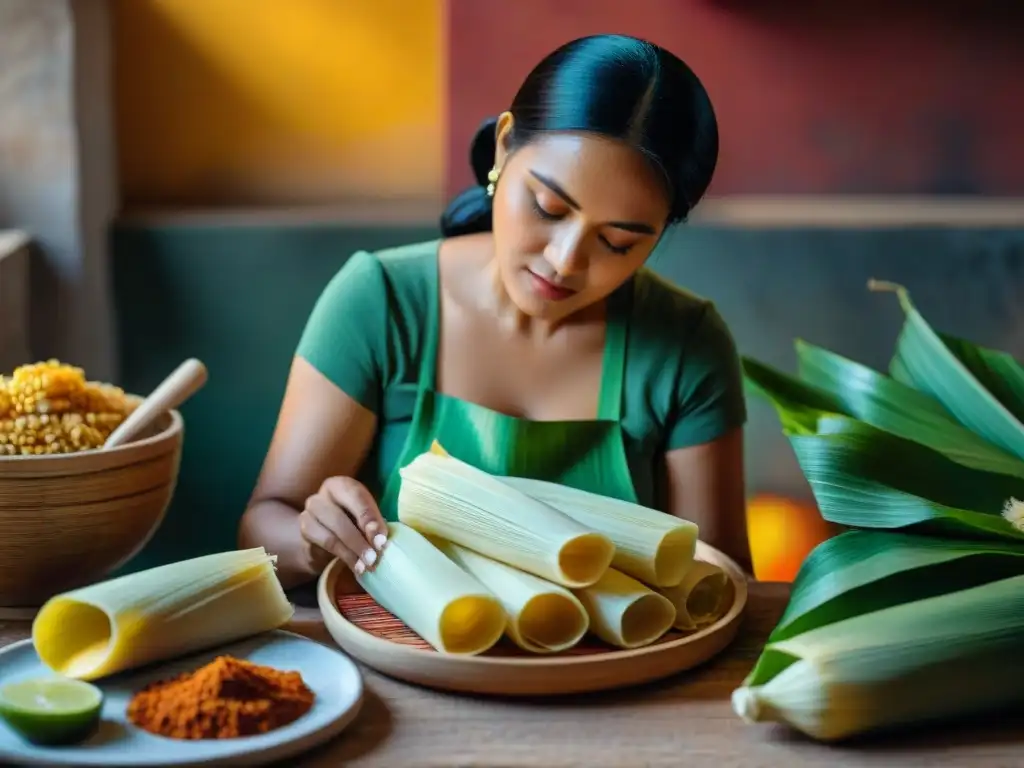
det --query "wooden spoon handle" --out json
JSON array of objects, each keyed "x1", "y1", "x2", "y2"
[{"x1": 103, "y1": 359, "x2": 208, "y2": 450}]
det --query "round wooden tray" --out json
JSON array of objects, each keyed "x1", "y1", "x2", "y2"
[{"x1": 316, "y1": 541, "x2": 748, "y2": 696}]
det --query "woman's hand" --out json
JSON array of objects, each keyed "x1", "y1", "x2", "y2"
[
  {"x1": 240, "y1": 357, "x2": 383, "y2": 589},
  {"x1": 298, "y1": 476, "x2": 389, "y2": 575}
]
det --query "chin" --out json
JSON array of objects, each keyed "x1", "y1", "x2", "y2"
[
  {"x1": 505, "y1": 284, "x2": 552, "y2": 317},
  {"x1": 515, "y1": 286, "x2": 592, "y2": 324}
]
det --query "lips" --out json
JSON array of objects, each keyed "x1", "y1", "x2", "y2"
[{"x1": 527, "y1": 270, "x2": 577, "y2": 301}]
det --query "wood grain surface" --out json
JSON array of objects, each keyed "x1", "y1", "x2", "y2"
[{"x1": 2, "y1": 581, "x2": 1021, "y2": 767}]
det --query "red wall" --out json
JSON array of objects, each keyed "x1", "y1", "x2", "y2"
[{"x1": 445, "y1": 1, "x2": 1024, "y2": 200}]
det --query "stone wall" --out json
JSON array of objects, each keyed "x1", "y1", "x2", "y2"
[{"x1": 0, "y1": 0, "x2": 117, "y2": 381}]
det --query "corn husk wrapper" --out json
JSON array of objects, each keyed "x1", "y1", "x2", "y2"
[{"x1": 736, "y1": 281, "x2": 1024, "y2": 741}]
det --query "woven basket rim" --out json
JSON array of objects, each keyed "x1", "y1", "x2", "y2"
[{"x1": 0, "y1": 408, "x2": 183, "y2": 472}]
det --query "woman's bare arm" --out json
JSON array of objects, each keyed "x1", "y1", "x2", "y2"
[
  {"x1": 663, "y1": 426, "x2": 752, "y2": 574},
  {"x1": 238, "y1": 356, "x2": 378, "y2": 589}
]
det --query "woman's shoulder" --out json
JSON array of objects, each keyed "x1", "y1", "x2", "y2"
[
  {"x1": 371, "y1": 238, "x2": 441, "y2": 267},
  {"x1": 628, "y1": 268, "x2": 732, "y2": 350},
  {"x1": 625, "y1": 270, "x2": 746, "y2": 447},
  {"x1": 303, "y1": 236, "x2": 440, "y2": 343},
  {"x1": 322, "y1": 238, "x2": 439, "y2": 311},
  {"x1": 344, "y1": 238, "x2": 440, "y2": 282},
  {"x1": 297, "y1": 239, "x2": 441, "y2": 407}
]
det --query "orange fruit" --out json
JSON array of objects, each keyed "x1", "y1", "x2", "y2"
[{"x1": 746, "y1": 494, "x2": 833, "y2": 582}]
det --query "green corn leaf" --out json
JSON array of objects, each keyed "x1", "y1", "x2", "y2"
[
  {"x1": 745, "y1": 530, "x2": 1024, "y2": 687},
  {"x1": 802, "y1": 474, "x2": 1022, "y2": 540},
  {"x1": 735, "y1": 571, "x2": 1024, "y2": 741},
  {"x1": 794, "y1": 340, "x2": 1024, "y2": 477},
  {"x1": 873, "y1": 280, "x2": 1024, "y2": 460},
  {"x1": 938, "y1": 332, "x2": 1024, "y2": 424},
  {"x1": 743, "y1": 351, "x2": 1024, "y2": 539},
  {"x1": 741, "y1": 357, "x2": 843, "y2": 435},
  {"x1": 788, "y1": 422, "x2": 1024, "y2": 540},
  {"x1": 742, "y1": 356, "x2": 845, "y2": 417},
  {"x1": 737, "y1": 282, "x2": 1024, "y2": 742},
  {"x1": 768, "y1": 531, "x2": 1024, "y2": 645},
  {"x1": 788, "y1": 415, "x2": 1024, "y2": 512}
]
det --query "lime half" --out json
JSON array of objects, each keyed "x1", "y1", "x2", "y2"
[{"x1": 0, "y1": 677, "x2": 104, "y2": 746}]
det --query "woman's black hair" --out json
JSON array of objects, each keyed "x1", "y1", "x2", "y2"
[{"x1": 440, "y1": 34, "x2": 719, "y2": 238}]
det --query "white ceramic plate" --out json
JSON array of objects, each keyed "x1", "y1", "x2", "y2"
[{"x1": 0, "y1": 630, "x2": 364, "y2": 766}]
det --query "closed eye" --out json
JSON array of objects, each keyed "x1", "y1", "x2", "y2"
[
  {"x1": 600, "y1": 236, "x2": 632, "y2": 255},
  {"x1": 531, "y1": 196, "x2": 563, "y2": 221},
  {"x1": 534, "y1": 199, "x2": 633, "y2": 254},
  {"x1": 530, "y1": 188, "x2": 635, "y2": 254}
]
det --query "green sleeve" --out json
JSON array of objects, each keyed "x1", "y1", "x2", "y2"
[
  {"x1": 295, "y1": 250, "x2": 388, "y2": 413},
  {"x1": 666, "y1": 303, "x2": 747, "y2": 450}
]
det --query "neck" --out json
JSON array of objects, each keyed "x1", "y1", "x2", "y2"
[
  {"x1": 447, "y1": 232, "x2": 607, "y2": 339},
  {"x1": 483, "y1": 251, "x2": 606, "y2": 339}
]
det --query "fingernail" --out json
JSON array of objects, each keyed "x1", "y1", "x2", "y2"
[
  {"x1": 373, "y1": 533, "x2": 387, "y2": 550},
  {"x1": 354, "y1": 560, "x2": 366, "y2": 575},
  {"x1": 362, "y1": 548, "x2": 377, "y2": 567},
  {"x1": 365, "y1": 522, "x2": 379, "y2": 535}
]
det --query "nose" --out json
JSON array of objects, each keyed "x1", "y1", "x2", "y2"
[{"x1": 545, "y1": 226, "x2": 587, "y2": 277}]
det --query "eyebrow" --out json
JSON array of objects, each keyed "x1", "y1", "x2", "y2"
[{"x1": 529, "y1": 170, "x2": 657, "y2": 235}]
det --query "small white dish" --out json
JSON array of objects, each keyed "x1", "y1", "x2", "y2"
[{"x1": 0, "y1": 630, "x2": 364, "y2": 766}]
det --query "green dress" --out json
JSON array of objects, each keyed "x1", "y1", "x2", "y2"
[{"x1": 297, "y1": 239, "x2": 746, "y2": 515}]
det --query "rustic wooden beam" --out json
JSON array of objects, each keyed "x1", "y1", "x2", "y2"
[{"x1": 0, "y1": 231, "x2": 32, "y2": 373}]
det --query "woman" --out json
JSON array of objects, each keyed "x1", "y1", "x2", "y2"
[{"x1": 239, "y1": 34, "x2": 751, "y2": 588}]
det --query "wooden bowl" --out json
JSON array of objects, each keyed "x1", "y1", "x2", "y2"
[
  {"x1": 317, "y1": 541, "x2": 748, "y2": 696},
  {"x1": 0, "y1": 410, "x2": 183, "y2": 608}
]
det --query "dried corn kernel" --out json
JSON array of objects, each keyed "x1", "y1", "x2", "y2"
[{"x1": 0, "y1": 360, "x2": 138, "y2": 455}]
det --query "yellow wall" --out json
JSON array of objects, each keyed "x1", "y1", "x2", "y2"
[{"x1": 113, "y1": 0, "x2": 443, "y2": 207}]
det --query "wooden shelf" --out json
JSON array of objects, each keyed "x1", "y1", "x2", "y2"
[
  {"x1": 691, "y1": 196, "x2": 1024, "y2": 228},
  {"x1": 116, "y1": 197, "x2": 1024, "y2": 230},
  {"x1": 117, "y1": 199, "x2": 443, "y2": 228}
]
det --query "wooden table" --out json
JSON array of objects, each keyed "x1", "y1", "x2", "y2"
[{"x1": 2, "y1": 581, "x2": 1021, "y2": 767}]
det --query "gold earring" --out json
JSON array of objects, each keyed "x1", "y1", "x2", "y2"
[{"x1": 486, "y1": 167, "x2": 500, "y2": 197}]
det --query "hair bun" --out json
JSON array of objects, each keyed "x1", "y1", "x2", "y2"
[
  {"x1": 439, "y1": 116, "x2": 499, "y2": 237},
  {"x1": 469, "y1": 116, "x2": 499, "y2": 185},
  {"x1": 439, "y1": 185, "x2": 493, "y2": 238}
]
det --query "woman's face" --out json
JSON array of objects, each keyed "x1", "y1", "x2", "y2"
[{"x1": 491, "y1": 124, "x2": 671, "y2": 321}]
